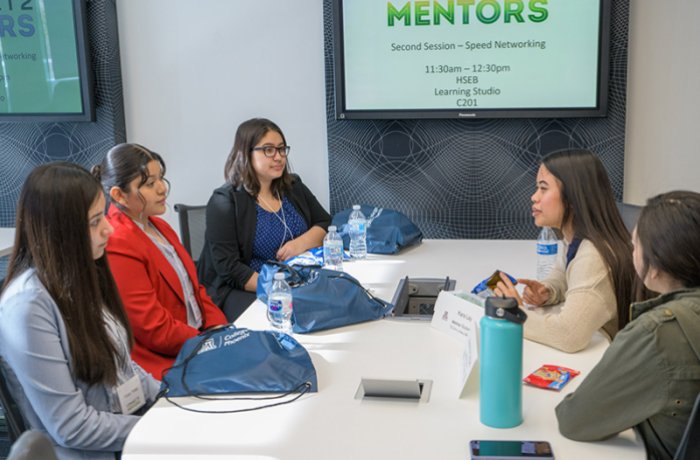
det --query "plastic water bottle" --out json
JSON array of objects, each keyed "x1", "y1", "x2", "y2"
[
  {"x1": 323, "y1": 225, "x2": 344, "y2": 271},
  {"x1": 348, "y1": 204, "x2": 367, "y2": 259},
  {"x1": 536, "y1": 227, "x2": 558, "y2": 280},
  {"x1": 267, "y1": 273, "x2": 293, "y2": 333},
  {"x1": 479, "y1": 296, "x2": 527, "y2": 428}
]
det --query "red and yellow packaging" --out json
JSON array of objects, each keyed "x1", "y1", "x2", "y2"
[{"x1": 523, "y1": 364, "x2": 580, "y2": 391}]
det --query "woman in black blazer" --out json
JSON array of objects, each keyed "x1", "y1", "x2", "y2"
[{"x1": 198, "y1": 118, "x2": 330, "y2": 321}]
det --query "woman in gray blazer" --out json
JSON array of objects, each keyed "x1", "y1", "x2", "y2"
[{"x1": 0, "y1": 163, "x2": 160, "y2": 459}]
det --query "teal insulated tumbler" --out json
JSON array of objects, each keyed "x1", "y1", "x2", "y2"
[{"x1": 479, "y1": 296, "x2": 528, "y2": 428}]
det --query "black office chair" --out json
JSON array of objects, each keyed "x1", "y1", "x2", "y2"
[
  {"x1": 7, "y1": 430, "x2": 57, "y2": 460},
  {"x1": 174, "y1": 204, "x2": 207, "y2": 264},
  {"x1": 0, "y1": 369, "x2": 28, "y2": 444},
  {"x1": 674, "y1": 392, "x2": 700, "y2": 460},
  {"x1": 616, "y1": 202, "x2": 643, "y2": 233}
]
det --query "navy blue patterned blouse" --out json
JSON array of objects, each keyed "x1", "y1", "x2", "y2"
[{"x1": 250, "y1": 196, "x2": 308, "y2": 271}]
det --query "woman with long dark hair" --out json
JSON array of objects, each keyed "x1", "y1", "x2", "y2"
[
  {"x1": 0, "y1": 163, "x2": 160, "y2": 459},
  {"x1": 496, "y1": 149, "x2": 635, "y2": 352},
  {"x1": 556, "y1": 190, "x2": 700, "y2": 458},
  {"x1": 93, "y1": 143, "x2": 228, "y2": 379},
  {"x1": 198, "y1": 118, "x2": 330, "y2": 321}
]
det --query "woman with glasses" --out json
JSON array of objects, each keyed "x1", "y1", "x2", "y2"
[
  {"x1": 198, "y1": 118, "x2": 330, "y2": 321},
  {"x1": 93, "y1": 144, "x2": 228, "y2": 379}
]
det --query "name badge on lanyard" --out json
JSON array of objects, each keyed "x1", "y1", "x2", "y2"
[{"x1": 116, "y1": 375, "x2": 146, "y2": 415}]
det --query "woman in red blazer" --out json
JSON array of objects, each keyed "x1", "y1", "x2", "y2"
[{"x1": 93, "y1": 143, "x2": 228, "y2": 379}]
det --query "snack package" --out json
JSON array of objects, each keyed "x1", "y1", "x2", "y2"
[
  {"x1": 471, "y1": 270, "x2": 517, "y2": 298},
  {"x1": 284, "y1": 247, "x2": 324, "y2": 266},
  {"x1": 523, "y1": 364, "x2": 580, "y2": 391},
  {"x1": 285, "y1": 246, "x2": 350, "y2": 267}
]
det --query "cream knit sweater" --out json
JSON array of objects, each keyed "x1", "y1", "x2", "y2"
[{"x1": 524, "y1": 239, "x2": 618, "y2": 353}]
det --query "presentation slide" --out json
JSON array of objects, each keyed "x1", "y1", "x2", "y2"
[
  {"x1": 0, "y1": 0, "x2": 84, "y2": 115},
  {"x1": 341, "y1": 0, "x2": 603, "y2": 112}
]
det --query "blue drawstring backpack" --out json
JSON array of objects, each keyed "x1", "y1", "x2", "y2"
[
  {"x1": 332, "y1": 205, "x2": 423, "y2": 254},
  {"x1": 161, "y1": 326, "x2": 317, "y2": 410},
  {"x1": 257, "y1": 262, "x2": 394, "y2": 333}
]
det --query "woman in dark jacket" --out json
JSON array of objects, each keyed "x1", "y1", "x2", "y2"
[
  {"x1": 556, "y1": 191, "x2": 700, "y2": 459},
  {"x1": 198, "y1": 118, "x2": 330, "y2": 321}
]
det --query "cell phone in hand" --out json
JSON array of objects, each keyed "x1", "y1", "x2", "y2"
[{"x1": 469, "y1": 440, "x2": 554, "y2": 460}]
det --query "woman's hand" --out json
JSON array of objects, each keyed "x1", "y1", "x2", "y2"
[
  {"x1": 494, "y1": 275, "x2": 550, "y2": 308},
  {"x1": 515, "y1": 278, "x2": 550, "y2": 306},
  {"x1": 276, "y1": 238, "x2": 306, "y2": 261},
  {"x1": 494, "y1": 271, "x2": 524, "y2": 305}
]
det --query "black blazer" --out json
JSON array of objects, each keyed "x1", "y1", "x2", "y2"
[{"x1": 197, "y1": 174, "x2": 330, "y2": 306}]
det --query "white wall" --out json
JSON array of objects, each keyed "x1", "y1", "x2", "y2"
[
  {"x1": 624, "y1": 0, "x2": 700, "y2": 205},
  {"x1": 117, "y1": 1, "x2": 700, "y2": 227},
  {"x1": 116, "y1": 0, "x2": 329, "y2": 230}
]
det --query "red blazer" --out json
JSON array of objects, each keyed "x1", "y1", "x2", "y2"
[{"x1": 106, "y1": 205, "x2": 227, "y2": 379}]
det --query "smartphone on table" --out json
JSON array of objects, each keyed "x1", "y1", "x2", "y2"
[{"x1": 469, "y1": 440, "x2": 554, "y2": 460}]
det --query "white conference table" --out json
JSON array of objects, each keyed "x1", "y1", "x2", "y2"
[
  {"x1": 123, "y1": 240, "x2": 644, "y2": 460},
  {"x1": 0, "y1": 227, "x2": 15, "y2": 258}
]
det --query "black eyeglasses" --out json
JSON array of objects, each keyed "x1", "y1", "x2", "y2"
[{"x1": 252, "y1": 145, "x2": 291, "y2": 158}]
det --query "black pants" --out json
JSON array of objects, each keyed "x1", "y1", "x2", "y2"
[{"x1": 220, "y1": 288, "x2": 257, "y2": 322}]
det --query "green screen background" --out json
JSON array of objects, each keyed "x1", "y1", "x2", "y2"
[
  {"x1": 342, "y1": 0, "x2": 601, "y2": 111},
  {"x1": 0, "y1": 0, "x2": 84, "y2": 114}
]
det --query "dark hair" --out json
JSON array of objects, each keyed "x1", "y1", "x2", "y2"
[
  {"x1": 542, "y1": 149, "x2": 635, "y2": 328},
  {"x1": 223, "y1": 117, "x2": 293, "y2": 197},
  {"x1": 5, "y1": 162, "x2": 133, "y2": 386},
  {"x1": 636, "y1": 191, "x2": 700, "y2": 289},
  {"x1": 92, "y1": 143, "x2": 169, "y2": 213}
]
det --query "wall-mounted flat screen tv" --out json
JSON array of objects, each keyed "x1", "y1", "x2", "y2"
[
  {"x1": 332, "y1": 0, "x2": 611, "y2": 119},
  {"x1": 0, "y1": 0, "x2": 94, "y2": 122}
]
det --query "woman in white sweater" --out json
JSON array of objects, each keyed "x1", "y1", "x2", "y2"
[{"x1": 496, "y1": 150, "x2": 636, "y2": 352}]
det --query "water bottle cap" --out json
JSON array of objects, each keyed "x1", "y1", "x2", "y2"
[
  {"x1": 273, "y1": 273, "x2": 285, "y2": 280},
  {"x1": 328, "y1": 225, "x2": 337, "y2": 232},
  {"x1": 485, "y1": 296, "x2": 527, "y2": 324},
  {"x1": 352, "y1": 204, "x2": 361, "y2": 210}
]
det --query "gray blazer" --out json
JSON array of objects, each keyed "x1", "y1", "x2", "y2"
[{"x1": 0, "y1": 269, "x2": 160, "y2": 460}]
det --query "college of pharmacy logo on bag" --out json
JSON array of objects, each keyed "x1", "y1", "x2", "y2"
[
  {"x1": 196, "y1": 329, "x2": 252, "y2": 355},
  {"x1": 197, "y1": 337, "x2": 218, "y2": 354}
]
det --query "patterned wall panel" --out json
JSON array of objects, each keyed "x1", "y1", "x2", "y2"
[
  {"x1": 0, "y1": 0, "x2": 126, "y2": 228},
  {"x1": 324, "y1": 0, "x2": 630, "y2": 239}
]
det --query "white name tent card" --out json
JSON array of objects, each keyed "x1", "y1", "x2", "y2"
[{"x1": 431, "y1": 290, "x2": 485, "y2": 398}]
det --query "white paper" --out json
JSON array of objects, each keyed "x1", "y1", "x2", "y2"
[
  {"x1": 431, "y1": 290, "x2": 484, "y2": 398},
  {"x1": 116, "y1": 375, "x2": 146, "y2": 415},
  {"x1": 431, "y1": 290, "x2": 484, "y2": 343}
]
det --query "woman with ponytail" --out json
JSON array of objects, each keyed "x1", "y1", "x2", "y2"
[{"x1": 94, "y1": 143, "x2": 227, "y2": 379}]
